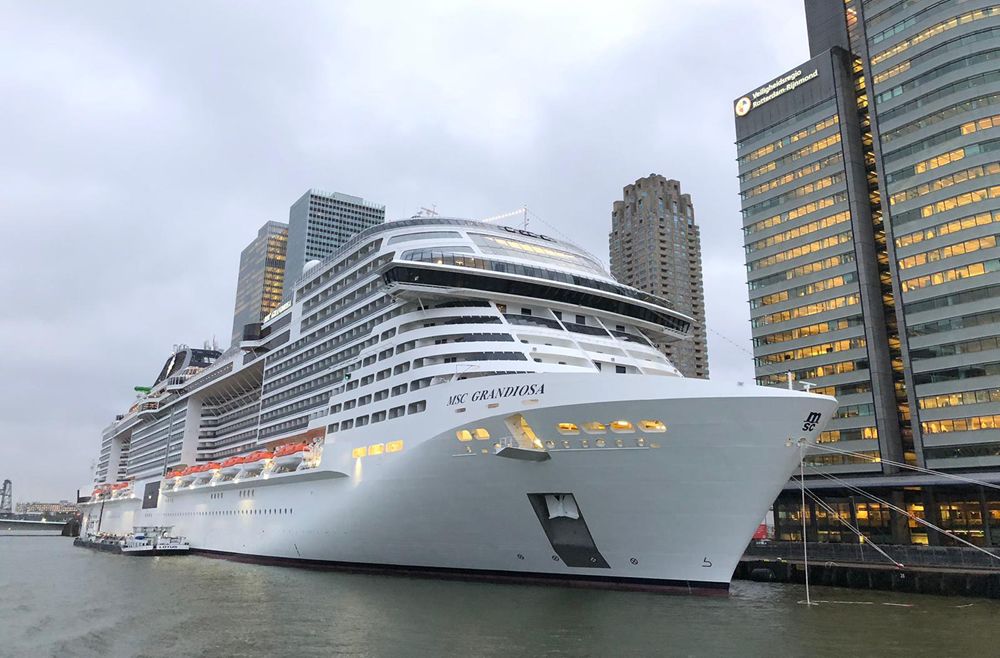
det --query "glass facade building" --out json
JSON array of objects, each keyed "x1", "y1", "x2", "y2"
[
  {"x1": 231, "y1": 221, "x2": 288, "y2": 343},
  {"x1": 285, "y1": 189, "x2": 385, "y2": 296},
  {"x1": 610, "y1": 175, "x2": 709, "y2": 378},
  {"x1": 736, "y1": 1, "x2": 1000, "y2": 545}
]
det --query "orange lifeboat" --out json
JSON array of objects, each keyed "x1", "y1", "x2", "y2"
[
  {"x1": 238, "y1": 450, "x2": 273, "y2": 476},
  {"x1": 274, "y1": 442, "x2": 309, "y2": 457},
  {"x1": 220, "y1": 456, "x2": 243, "y2": 475},
  {"x1": 193, "y1": 462, "x2": 221, "y2": 483},
  {"x1": 274, "y1": 442, "x2": 310, "y2": 468}
]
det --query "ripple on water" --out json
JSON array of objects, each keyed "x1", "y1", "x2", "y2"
[{"x1": 3, "y1": 537, "x2": 1000, "y2": 658}]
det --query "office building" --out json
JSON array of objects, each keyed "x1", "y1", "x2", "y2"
[
  {"x1": 736, "y1": 1, "x2": 1000, "y2": 545},
  {"x1": 285, "y1": 189, "x2": 385, "y2": 293},
  {"x1": 610, "y1": 175, "x2": 709, "y2": 378},
  {"x1": 231, "y1": 221, "x2": 288, "y2": 343}
]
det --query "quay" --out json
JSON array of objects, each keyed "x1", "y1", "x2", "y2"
[
  {"x1": 736, "y1": 542, "x2": 1000, "y2": 599},
  {"x1": 0, "y1": 518, "x2": 76, "y2": 535}
]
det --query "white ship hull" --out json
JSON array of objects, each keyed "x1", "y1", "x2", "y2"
[{"x1": 83, "y1": 373, "x2": 836, "y2": 592}]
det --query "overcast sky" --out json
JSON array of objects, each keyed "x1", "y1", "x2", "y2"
[{"x1": 0, "y1": 1, "x2": 809, "y2": 503}]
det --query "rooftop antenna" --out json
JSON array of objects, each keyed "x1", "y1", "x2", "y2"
[{"x1": 414, "y1": 205, "x2": 439, "y2": 218}]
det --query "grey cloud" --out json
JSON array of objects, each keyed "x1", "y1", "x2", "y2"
[{"x1": 0, "y1": 0, "x2": 807, "y2": 502}]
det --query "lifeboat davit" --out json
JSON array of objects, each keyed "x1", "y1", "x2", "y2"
[
  {"x1": 199, "y1": 462, "x2": 222, "y2": 482},
  {"x1": 238, "y1": 450, "x2": 273, "y2": 476},
  {"x1": 187, "y1": 464, "x2": 210, "y2": 483},
  {"x1": 273, "y1": 442, "x2": 309, "y2": 468}
]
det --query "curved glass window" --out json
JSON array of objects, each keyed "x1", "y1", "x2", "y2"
[
  {"x1": 398, "y1": 251, "x2": 680, "y2": 318},
  {"x1": 469, "y1": 233, "x2": 605, "y2": 274},
  {"x1": 388, "y1": 231, "x2": 462, "y2": 245},
  {"x1": 401, "y1": 246, "x2": 474, "y2": 260}
]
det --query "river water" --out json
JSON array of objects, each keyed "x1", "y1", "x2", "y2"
[{"x1": 1, "y1": 535, "x2": 997, "y2": 657}]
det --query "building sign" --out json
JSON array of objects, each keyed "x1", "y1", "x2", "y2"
[
  {"x1": 735, "y1": 68, "x2": 820, "y2": 117},
  {"x1": 448, "y1": 383, "x2": 546, "y2": 406}
]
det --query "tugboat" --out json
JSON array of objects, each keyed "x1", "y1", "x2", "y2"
[{"x1": 74, "y1": 526, "x2": 190, "y2": 556}]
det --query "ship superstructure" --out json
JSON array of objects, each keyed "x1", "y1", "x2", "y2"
[{"x1": 82, "y1": 217, "x2": 836, "y2": 592}]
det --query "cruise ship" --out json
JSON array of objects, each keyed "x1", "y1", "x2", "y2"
[{"x1": 81, "y1": 217, "x2": 837, "y2": 592}]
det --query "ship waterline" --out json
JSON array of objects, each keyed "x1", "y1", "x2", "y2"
[{"x1": 82, "y1": 218, "x2": 835, "y2": 591}]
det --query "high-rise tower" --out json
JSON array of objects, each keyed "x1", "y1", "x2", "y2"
[
  {"x1": 231, "y1": 221, "x2": 288, "y2": 343},
  {"x1": 610, "y1": 175, "x2": 709, "y2": 378},
  {"x1": 736, "y1": 2, "x2": 1000, "y2": 545},
  {"x1": 285, "y1": 189, "x2": 385, "y2": 294}
]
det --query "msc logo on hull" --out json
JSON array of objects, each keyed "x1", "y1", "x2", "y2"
[{"x1": 802, "y1": 412, "x2": 822, "y2": 433}]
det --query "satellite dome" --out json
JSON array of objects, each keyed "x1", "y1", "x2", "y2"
[{"x1": 303, "y1": 259, "x2": 321, "y2": 272}]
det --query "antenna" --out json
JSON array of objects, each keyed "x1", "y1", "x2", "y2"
[{"x1": 414, "y1": 205, "x2": 439, "y2": 218}]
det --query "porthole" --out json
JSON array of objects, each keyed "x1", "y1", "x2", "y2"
[
  {"x1": 615, "y1": 438, "x2": 624, "y2": 448},
  {"x1": 595, "y1": 438, "x2": 606, "y2": 448},
  {"x1": 545, "y1": 440, "x2": 556, "y2": 449}
]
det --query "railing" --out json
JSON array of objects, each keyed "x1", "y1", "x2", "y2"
[
  {"x1": 564, "y1": 322, "x2": 610, "y2": 337},
  {"x1": 745, "y1": 541, "x2": 1000, "y2": 571},
  {"x1": 609, "y1": 329, "x2": 653, "y2": 345},
  {"x1": 504, "y1": 313, "x2": 563, "y2": 330}
]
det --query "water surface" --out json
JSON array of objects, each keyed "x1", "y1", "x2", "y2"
[{"x1": 1, "y1": 536, "x2": 997, "y2": 657}]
